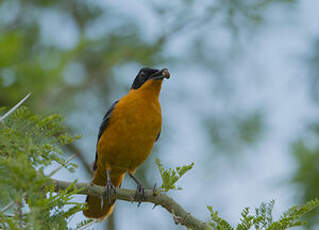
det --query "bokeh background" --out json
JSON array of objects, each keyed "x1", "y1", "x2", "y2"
[{"x1": 1, "y1": 0, "x2": 319, "y2": 229}]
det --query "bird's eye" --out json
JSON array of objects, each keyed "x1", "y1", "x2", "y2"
[{"x1": 140, "y1": 72, "x2": 146, "y2": 78}]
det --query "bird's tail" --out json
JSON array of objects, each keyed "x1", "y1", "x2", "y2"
[{"x1": 83, "y1": 169, "x2": 124, "y2": 219}]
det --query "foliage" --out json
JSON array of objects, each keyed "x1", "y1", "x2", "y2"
[
  {"x1": 290, "y1": 137, "x2": 319, "y2": 229},
  {"x1": 155, "y1": 158, "x2": 194, "y2": 192},
  {"x1": 208, "y1": 206, "x2": 234, "y2": 230},
  {"x1": 71, "y1": 219, "x2": 96, "y2": 230},
  {"x1": 0, "y1": 106, "x2": 318, "y2": 229},
  {"x1": 208, "y1": 199, "x2": 319, "y2": 230},
  {"x1": 0, "y1": 106, "x2": 82, "y2": 229},
  {"x1": 292, "y1": 38, "x2": 319, "y2": 229}
]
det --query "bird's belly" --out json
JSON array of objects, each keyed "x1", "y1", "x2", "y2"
[{"x1": 97, "y1": 107, "x2": 161, "y2": 172}]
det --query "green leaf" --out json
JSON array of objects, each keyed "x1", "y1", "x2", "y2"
[
  {"x1": 207, "y1": 200, "x2": 319, "y2": 230},
  {"x1": 0, "y1": 106, "x2": 81, "y2": 229},
  {"x1": 156, "y1": 158, "x2": 194, "y2": 192}
]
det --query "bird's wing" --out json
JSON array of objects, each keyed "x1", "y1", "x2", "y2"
[{"x1": 93, "y1": 100, "x2": 119, "y2": 171}]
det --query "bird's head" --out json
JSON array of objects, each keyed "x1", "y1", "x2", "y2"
[{"x1": 131, "y1": 67, "x2": 170, "y2": 90}]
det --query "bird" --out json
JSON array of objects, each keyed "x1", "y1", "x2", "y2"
[{"x1": 83, "y1": 67, "x2": 170, "y2": 219}]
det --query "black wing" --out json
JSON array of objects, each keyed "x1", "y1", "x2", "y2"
[{"x1": 93, "y1": 100, "x2": 119, "y2": 171}]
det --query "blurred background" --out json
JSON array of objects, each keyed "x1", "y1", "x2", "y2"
[{"x1": 1, "y1": 0, "x2": 319, "y2": 229}]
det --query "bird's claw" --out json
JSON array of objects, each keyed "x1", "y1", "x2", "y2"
[
  {"x1": 152, "y1": 183, "x2": 157, "y2": 196},
  {"x1": 100, "y1": 195, "x2": 104, "y2": 209},
  {"x1": 101, "y1": 181, "x2": 116, "y2": 208},
  {"x1": 135, "y1": 184, "x2": 145, "y2": 207}
]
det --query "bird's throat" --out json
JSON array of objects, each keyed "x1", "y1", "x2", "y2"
[{"x1": 137, "y1": 79, "x2": 163, "y2": 99}]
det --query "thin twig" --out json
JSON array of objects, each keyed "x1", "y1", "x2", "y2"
[
  {"x1": 0, "y1": 93, "x2": 31, "y2": 122},
  {"x1": 0, "y1": 201, "x2": 15, "y2": 213},
  {"x1": 77, "y1": 219, "x2": 99, "y2": 230},
  {"x1": 48, "y1": 153, "x2": 77, "y2": 177}
]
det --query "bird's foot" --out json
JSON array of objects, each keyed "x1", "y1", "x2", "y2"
[
  {"x1": 101, "y1": 181, "x2": 116, "y2": 208},
  {"x1": 135, "y1": 183, "x2": 145, "y2": 207},
  {"x1": 128, "y1": 173, "x2": 146, "y2": 207}
]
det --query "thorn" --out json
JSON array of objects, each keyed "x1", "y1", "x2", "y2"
[
  {"x1": 135, "y1": 184, "x2": 145, "y2": 200},
  {"x1": 152, "y1": 183, "x2": 157, "y2": 196}
]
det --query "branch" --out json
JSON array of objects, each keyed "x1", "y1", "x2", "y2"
[
  {"x1": 0, "y1": 93, "x2": 32, "y2": 213},
  {"x1": 52, "y1": 179, "x2": 213, "y2": 230}
]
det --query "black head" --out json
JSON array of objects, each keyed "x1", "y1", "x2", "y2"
[{"x1": 131, "y1": 67, "x2": 170, "y2": 90}]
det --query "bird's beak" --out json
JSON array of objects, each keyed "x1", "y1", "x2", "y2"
[{"x1": 149, "y1": 68, "x2": 170, "y2": 80}]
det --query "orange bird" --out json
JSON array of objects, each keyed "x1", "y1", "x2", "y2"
[{"x1": 83, "y1": 67, "x2": 170, "y2": 219}]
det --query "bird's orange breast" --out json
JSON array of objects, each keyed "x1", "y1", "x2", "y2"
[{"x1": 97, "y1": 79, "x2": 163, "y2": 174}]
